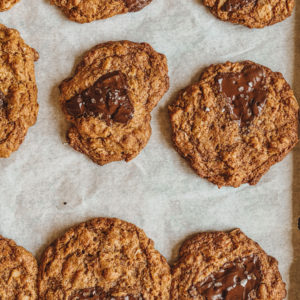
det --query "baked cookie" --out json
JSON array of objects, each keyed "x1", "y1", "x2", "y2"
[
  {"x1": 0, "y1": 24, "x2": 39, "y2": 158},
  {"x1": 59, "y1": 40, "x2": 169, "y2": 166},
  {"x1": 0, "y1": 235, "x2": 38, "y2": 299},
  {"x1": 169, "y1": 61, "x2": 299, "y2": 187},
  {"x1": 38, "y1": 218, "x2": 171, "y2": 299},
  {"x1": 50, "y1": 0, "x2": 152, "y2": 23},
  {"x1": 171, "y1": 229, "x2": 286, "y2": 299},
  {"x1": 0, "y1": 0, "x2": 19, "y2": 11},
  {"x1": 203, "y1": 0, "x2": 295, "y2": 28}
]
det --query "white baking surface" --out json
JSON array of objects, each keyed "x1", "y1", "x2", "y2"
[{"x1": 0, "y1": 0, "x2": 299, "y2": 298}]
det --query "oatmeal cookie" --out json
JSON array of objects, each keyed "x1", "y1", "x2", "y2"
[
  {"x1": 59, "y1": 40, "x2": 169, "y2": 166},
  {"x1": 0, "y1": 235, "x2": 38, "y2": 299},
  {"x1": 0, "y1": 24, "x2": 39, "y2": 157},
  {"x1": 0, "y1": 0, "x2": 19, "y2": 11},
  {"x1": 50, "y1": 0, "x2": 152, "y2": 23},
  {"x1": 38, "y1": 218, "x2": 171, "y2": 299},
  {"x1": 171, "y1": 229, "x2": 286, "y2": 299},
  {"x1": 203, "y1": 0, "x2": 295, "y2": 28},
  {"x1": 169, "y1": 61, "x2": 298, "y2": 187}
]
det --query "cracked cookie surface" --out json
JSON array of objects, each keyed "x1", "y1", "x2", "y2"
[
  {"x1": 171, "y1": 229, "x2": 286, "y2": 299},
  {"x1": 50, "y1": 0, "x2": 153, "y2": 23},
  {"x1": 59, "y1": 40, "x2": 169, "y2": 166},
  {"x1": 38, "y1": 218, "x2": 171, "y2": 300},
  {"x1": 0, "y1": 24, "x2": 39, "y2": 157},
  {"x1": 203, "y1": 0, "x2": 295, "y2": 28},
  {"x1": 169, "y1": 61, "x2": 298, "y2": 187},
  {"x1": 0, "y1": 235, "x2": 38, "y2": 299}
]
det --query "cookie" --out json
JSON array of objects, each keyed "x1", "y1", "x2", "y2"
[
  {"x1": 0, "y1": 24, "x2": 39, "y2": 158},
  {"x1": 59, "y1": 40, "x2": 169, "y2": 166},
  {"x1": 50, "y1": 0, "x2": 152, "y2": 23},
  {"x1": 38, "y1": 218, "x2": 171, "y2": 299},
  {"x1": 0, "y1": 235, "x2": 38, "y2": 299},
  {"x1": 171, "y1": 229, "x2": 286, "y2": 299},
  {"x1": 169, "y1": 61, "x2": 299, "y2": 187},
  {"x1": 0, "y1": 0, "x2": 19, "y2": 11},
  {"x1": 203, "y1": 0, "x2": 295, "y2": 28}
]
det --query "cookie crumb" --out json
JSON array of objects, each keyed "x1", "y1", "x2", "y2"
[{"x1": 63, "y1": 202, "x2": 67, "y2": 205}]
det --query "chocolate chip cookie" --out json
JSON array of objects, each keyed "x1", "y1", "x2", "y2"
[
  {"x1": 0, "y1": 235, "x2": 38, "y2": 299},
  {"x1": 38, "y1": 218, "x2": 171, "y2": 299},
  {"x1": 59, "y1": 40, "x2": 169, "y2": 166},
  {"x1": 203, "y1": 0, "x2": 295, "y2": 28},
  {"x1": 169, "y1": 61, "x2": 298, "y2": 187},
  {"x1": 50, "y1": 0, "x2": 152, "y2": 23},
  {"x1": 0, "y1": 24, "x2": 39, "y2": 157},
  {"x1": 0, "y1": 0, "x2": 19, "y2": 11},
  {"x1": 171, "y1": 229, "x2": 286, "y2": 299}
]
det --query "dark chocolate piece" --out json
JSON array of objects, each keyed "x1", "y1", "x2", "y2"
[
  {"x1": 124, "y1": 0, "x2": 152, "y2": 12},
  {"x1": 65, "y1": 71, "x2": 134, "y2": 125},
  {"x1": 221, "y1": 0, "x2": 256, "y2": 12},
  {"x1": 0, "y1": 91, "x2": 6, "y2": 108},
  {"x1": 70, "y1": 287, "x2": 143, "y2": 300},
  {"x1": 188, "y1": 255, "x2": 261, "y2": 299},
  {"x1": 217, "y1": 65, "x2": 268, "y2": 125}
]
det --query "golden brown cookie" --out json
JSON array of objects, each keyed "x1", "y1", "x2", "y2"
[
  {"x1": 38, "y1": 218, "x2": 171, "y2": 299},
  {"x1": 169, "y1": 61, "x2": 299, "y2": 188},
  {"x1": 0, "y1": 24, "x2": 39, "y2": 158},
  {"x1": 0, "y1": 235, "x2": 38, "y2": 299},
  {"x1": 0, "y1": 0, "x2": 19, "y2": 11},
  {"x1": 203, "y1": 0, "x2": 295, "y2": 28},
  {"x1": 50, "y1": 0, "x2": 152, "y2": 23},
  {"x1": 59, "y1": 40, "x2": 169, "y2": 166},
  {"x1": 171, "y1": 229, "x2": 286, "y2": 299}
]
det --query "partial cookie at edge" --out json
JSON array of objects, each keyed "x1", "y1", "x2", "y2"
[
  {"x1": 203, "y1": 0, "x2": 295, "y2": 28},
  {"x1": 171, "y1": 229, "x2": 286, "y2": 299},
  {"x1": 38, "y1": 217, "x2": 171, "y2": 299},
  {"x1": 0, "y1": 23, "x2": 39, "y2": 157},
  {"x1": 0, "y1": 235, "x2": 38, "y2": 299},
  {"x1": 50, "y1": 0, "x2": 153, "y2": 23}
]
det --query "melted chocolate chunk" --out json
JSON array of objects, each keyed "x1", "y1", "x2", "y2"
[
  {"x1": 188, "y1": 255, "x2": 261, "y2": 300},
  {"x1": 221, "y1": 0, "x2": 256, "y2": 12},
  {"x1": 217, "y1": 65, "x2": 268, "y2": 126},
  {"x1": 0, "y1": 91, "x2": 7, "y2": 108},
  {"x1": 65, "y1": 71, "x2": 134, "y2": 125},
  {"x1": 125, "y1": 0, "x2": 152, "y2": 12},
  {"x1": 70, "y1": 287, "x2": 143, "y2": 300}
]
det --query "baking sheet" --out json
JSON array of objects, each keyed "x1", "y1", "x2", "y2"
[{"x1": 0, "y1": 0, "x2": 299, "y2": 298}]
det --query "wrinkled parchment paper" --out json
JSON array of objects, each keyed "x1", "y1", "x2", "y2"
[{"x1": 0, "y1": 0, "x2": 299, "y2": 298}]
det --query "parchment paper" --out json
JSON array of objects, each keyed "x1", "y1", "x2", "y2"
[{"x1": 0, "y1": 0, "x2": 299, "y2": 298}]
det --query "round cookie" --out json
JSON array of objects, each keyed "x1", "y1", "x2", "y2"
[
  {"x1": 0, "y1": 24, "x2": 39, "y2": 157},
  {"x1": 0, "y1": 0, "x2": 19, "y2": 11},
  {"x1": 169, "y1": 61, "x2": 299, "y2": 188},
  {"x1": 203, "y1": 0, "x2": 295, "y2": 28},
  {"x1": 171, "y1": 229, "x2": 286, "y2": 299},
  {"x1": 0, "y1": 235, "x2": 38, "y2": 299},
  {"x1": 38, "y1": 218, "x2": 171, "y2": 299},
  {"x1": 59, "y1": 40, "x2": 169, "y2": 166},
  {"x1": 50, "y1": 0, "x2": 152, "y2": 23}
]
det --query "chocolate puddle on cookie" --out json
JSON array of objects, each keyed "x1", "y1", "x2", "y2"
[
  {"x1": 70, "y1": 287, "x2": 143, "y2": 300},
  {"x1": 221, "y1": 0, "x2": 256, "y2": 12},
  {"x1": 216, "y1": 65, "x2": 268, "y2": 126},
  {"x1": 125, "y1": 0, "x2": 152, "y2": 12},
  {"x1": 65, "y1": 71, "x2": 134, "y2": 125},
  {"x1": 188, "y1": 255, "x2": 262, "y2": 300}
]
